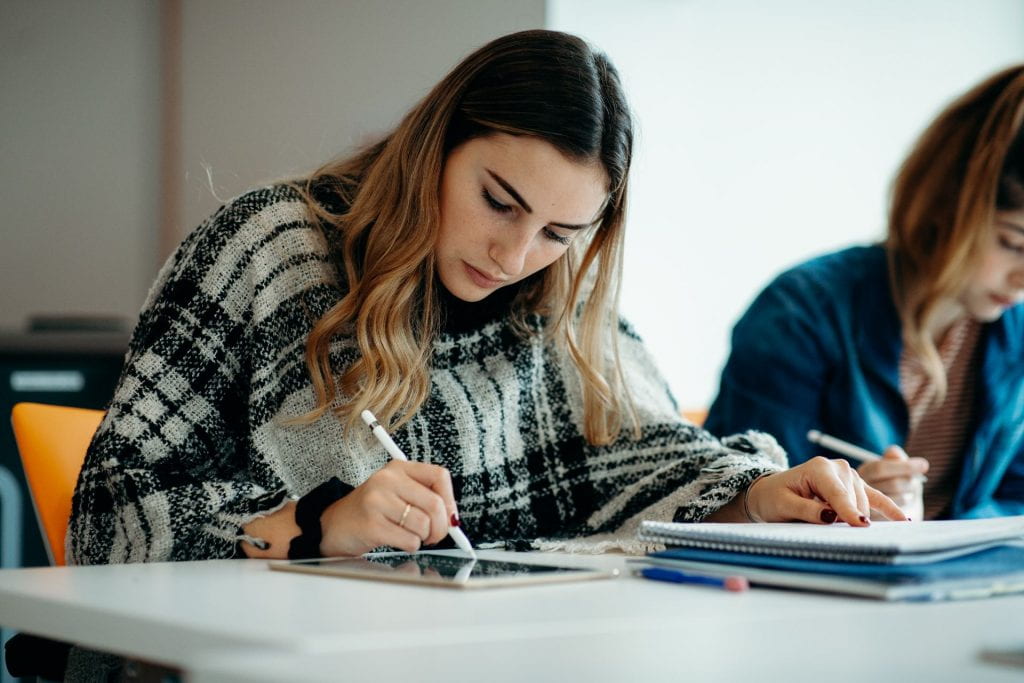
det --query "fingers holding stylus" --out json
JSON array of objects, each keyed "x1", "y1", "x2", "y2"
[
  {"x1": 318, "y1": 460, "x2": 456, "y2": 556},
  {"x1": 373, "y1": 461, "x2": 454, "y2": 545},
  {"x1": 361, "y1": 410, "x2": 476, "y2": 557},
  {"x1": 402, "y1": 460, "x2": 460, "y2": 533}
]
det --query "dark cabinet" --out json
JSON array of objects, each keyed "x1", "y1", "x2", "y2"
[{"x1": 0, "y1": 332, "x2": 127, "y2": 568}]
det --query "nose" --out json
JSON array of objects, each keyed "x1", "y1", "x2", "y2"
[{"x1": 488, "y1": 226, "x2": 533, "y2": 277}]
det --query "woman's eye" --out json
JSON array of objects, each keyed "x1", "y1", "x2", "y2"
[
  {"x1": 543, "y1": 227, "x2": 572, "y2": 246},
  {"x1": 998, "y1": 235, "x2": 1024, "y2": 255},
  {"x1": 482, "y1": 189, "x2": 513, "y2": 214},
  {"x1": 481, "y1": 188, "x2": 571, "y2": 245}
]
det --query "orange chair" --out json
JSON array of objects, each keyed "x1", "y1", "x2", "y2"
[
  {"x1": 682, "y1": 408, "x2": 707, "y2": 427},
  {"x1": 10, "y1": 402, "x2": 104, "y2": 566}
]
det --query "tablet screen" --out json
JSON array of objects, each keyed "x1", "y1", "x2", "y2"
[{"x1": 270, "y1": 551, "x2": 617, "y2": 588}]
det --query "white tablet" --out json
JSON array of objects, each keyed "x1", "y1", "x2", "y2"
[{"x1": 269, "y1": 551, "x2": 618, "y2": 589}]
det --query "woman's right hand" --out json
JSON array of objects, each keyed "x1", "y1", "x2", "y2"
[
  {"x1": 318, "y1": 460, "x2": 459, "y2": 556},
  {"x1": 857, "y1": 445, "x2": 929, "y2": 520}
]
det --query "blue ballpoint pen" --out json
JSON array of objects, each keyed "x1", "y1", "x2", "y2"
[{"x1": 637, "y1": 566, "x2": 749, "y2": 592}]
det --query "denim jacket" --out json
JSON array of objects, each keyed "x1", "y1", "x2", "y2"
[{"x1": 705, "y1": 245, "x2": 1024, "y2": 518}]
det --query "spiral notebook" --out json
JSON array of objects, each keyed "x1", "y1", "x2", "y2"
[
  {"x1": 637, "y1": 544, "x2": 1024, "y2": 601},
  {"x1": 637, "y1": 516, "x2": 1024, "y2": 600},
  {"x1": 637, "y1": 516, "x2": 1024, "y2": 565}
]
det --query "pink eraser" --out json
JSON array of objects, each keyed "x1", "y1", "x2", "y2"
[{"x1": 724, "y1": 576, "x2": 750, "y2": 592}]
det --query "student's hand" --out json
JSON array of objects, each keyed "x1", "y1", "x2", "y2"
[
  {"x1": 745, "y1": 457, "x2": 909, "y2": 526},
  {"x1": 318, "y1": 460, "x2": 458, "y2": 556},
  {"x1": 857, "y1": 445, "x2": 928, "y2": 521}
]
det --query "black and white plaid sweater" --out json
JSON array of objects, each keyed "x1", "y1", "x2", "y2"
[{"x1": 67, "y1": 185, "x2": 785, "y2": 564}]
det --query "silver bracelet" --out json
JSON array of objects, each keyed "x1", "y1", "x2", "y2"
[{"x1": 742, "y1": 472, "x2": 774, "y2": 523}]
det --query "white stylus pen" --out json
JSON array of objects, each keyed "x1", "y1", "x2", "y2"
[
  {"x1": 361, "y1": 410, "x2": 477, "y2": 559},
  {"x1": 806, "y1": 429, "x2": 880, "y2": 463},
  {"x1": 807, "y1": 429, "x2": 928, "y2": 482}
]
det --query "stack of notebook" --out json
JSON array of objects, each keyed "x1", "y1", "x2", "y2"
[{"x1": 636, "y1": 516, "x2": 1024, "y2": 601}]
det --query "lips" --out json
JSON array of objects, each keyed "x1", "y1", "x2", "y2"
[
  {"x1": 464, "y1": 262, "x2": 507, "y2": 288},
  {"x1": 990, "y1": 293, "x2": 1017, "y2": 308}
]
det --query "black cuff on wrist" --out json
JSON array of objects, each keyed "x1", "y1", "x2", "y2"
[{"x1": 287, "y1": 477, "x2": 354, "y2": 560}]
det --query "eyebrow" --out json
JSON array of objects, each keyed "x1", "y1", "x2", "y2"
[{"x1": 486, "y1": 169, "x2": 598, "y2": 230}]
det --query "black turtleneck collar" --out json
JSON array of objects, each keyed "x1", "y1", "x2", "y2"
[{"x1": 437, "y1": 280, "x2": 523, "y2": 335}]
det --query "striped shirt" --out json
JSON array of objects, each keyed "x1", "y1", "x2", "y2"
[{"x1": 900, "y1": 318, "x2": 982, "y2": 519}]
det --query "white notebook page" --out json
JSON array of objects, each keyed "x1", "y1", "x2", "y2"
[{"x1": 639, "y1": 516, "x2": 1024, "y2": 555}]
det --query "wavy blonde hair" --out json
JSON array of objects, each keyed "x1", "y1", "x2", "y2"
[
  {"x1": 887, "y1": 64, "x2": 1024, "y2": 401},
  {"x1": 290, "y1": 30, "x2": 637, "y2": 445}
]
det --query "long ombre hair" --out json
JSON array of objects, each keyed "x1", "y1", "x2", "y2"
[
  {"x1": 887, "y1": 64, "x2": 1024, "y2": 400},
  {"x1": 291, "y1": 30, "x2": 636, "y2": 445}
]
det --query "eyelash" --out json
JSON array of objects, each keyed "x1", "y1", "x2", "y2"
[
  {"x1": 482, "y1": 189, "x2": 513, "y2": 214},
  {"x1": 998, "y1": 235, "x2": 1024, "y2": 255},
  {"x1": 481, "y1": 189, "x2": 573, "y2": 246}
]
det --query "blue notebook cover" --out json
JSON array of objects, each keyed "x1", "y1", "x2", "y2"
[{"x1": 643, "y1": 544, "x2": 1024, "y2": 601}]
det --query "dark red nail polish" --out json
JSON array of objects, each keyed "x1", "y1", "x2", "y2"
[
  {"x1": 906, "y1": 517, "x2": 913, "y2": 521},
  {"x1": 819, "y1": 508, "x2": 837, "y2": 524},
  {"x1": 859, "y1": 515, "x2": 869, "y2": 524},
  {"x1": 450, "y1": 513, "x2": 461, "y2": 527}
]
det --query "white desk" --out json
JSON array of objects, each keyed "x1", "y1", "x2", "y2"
[{"x1": 0, "y1": 550, "x2": 1021, "y2": 682}]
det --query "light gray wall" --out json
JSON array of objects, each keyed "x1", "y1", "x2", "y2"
[
  {"x1": 1, "y1": 0, "x2": 546, "y2": 332},
  {"x1": 0, "y1": 0, "x2": 161, "y2": 331},
  {"x1": 178, "y1": 0, "x2": 547, "y2": 240}
]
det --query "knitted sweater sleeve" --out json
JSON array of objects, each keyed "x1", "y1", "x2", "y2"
[
  {"x1": 572, "y1": 320, "x2": 787, "y2": 537},
  {"x1": 67, "y1": 187, "x2": 329, "y2": 564}
]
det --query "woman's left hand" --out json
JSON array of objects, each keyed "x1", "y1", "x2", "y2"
[{"x1": 745, "y1": 457, "x2": 909, "y2": 525}]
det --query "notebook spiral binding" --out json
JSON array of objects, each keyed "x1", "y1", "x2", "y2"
[{"x1": 638, "y1": 521, "x2": 899, "y2": 564}]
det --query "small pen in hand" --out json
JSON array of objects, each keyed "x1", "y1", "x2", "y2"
[
  {"x1": 807, "y1": 430, "x2": 927, "y2": 482},
  {"x1": 636, "y1": 566, "x2": 749, "y2": 592},
  {"x1": 361, "y1": 410, "x2": 478, "y2": 559}
]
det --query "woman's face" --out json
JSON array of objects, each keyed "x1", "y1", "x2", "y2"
[
  {"x1": 959, "y1": 209, "x2": 1024, "y2": 321},
  {"x1": 435, "y1": 133, "x2": 609, "y2": 302}
]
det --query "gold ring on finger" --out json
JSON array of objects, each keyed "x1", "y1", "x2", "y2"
[{"x1": 398, "y1": 502, "x2": 412, "y2": 529}]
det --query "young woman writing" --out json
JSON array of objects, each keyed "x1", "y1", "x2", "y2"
[
  {"x1": 705, "y1": 65, "x2": 1024, "y2": 521},
  {"x1": 68, "y1": 30, "x2": 903, "y2": 568}
]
